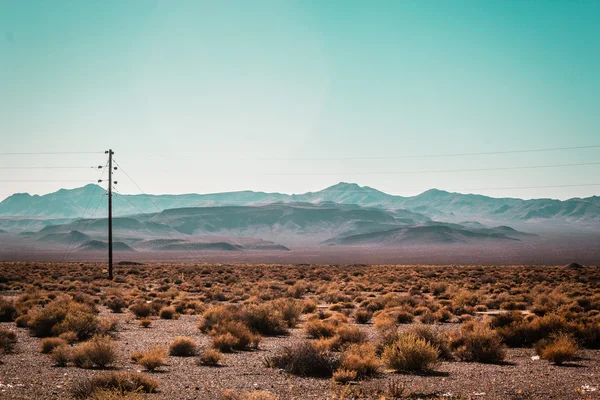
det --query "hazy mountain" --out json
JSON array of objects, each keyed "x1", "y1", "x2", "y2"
[
  {"x1": 0, "y1": 183, "x2": 598, "y2": 234},
  {"x1": 5, "y1": 201, "x2": 536, "y2": 253},
  {"x1": 325, "y1": 225, "x2": 520, "y2": 246}
]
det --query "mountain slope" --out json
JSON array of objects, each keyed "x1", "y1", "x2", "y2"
[{"x1": 1, "y1": 183, "x2": 598, "y2": 229}]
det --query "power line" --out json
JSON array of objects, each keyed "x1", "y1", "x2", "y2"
[
  {"x1": 113, "y1": 159, "x2": 208, "y2": 262},
  {"x1": 0, "y1": 151, "x2": 102, "y2": 156},
  {"x1": 0, "y1": 166, "x2": 98, "y2": 170},
  {"x1": 0, "y1": 180, "x2": 93, "y2": 183},
  {"x1": 61, "y1": 162, "x2": 108, "y2": 262},
  {"x1": 258, "y1": 161, "x2": 600, "y2": 176},
  {"x1": 113, "y1": 188, "x2": 203, "y2": 261},
  {"x1": 148, "y1": 144, "x2": 600, "y2": 161}
]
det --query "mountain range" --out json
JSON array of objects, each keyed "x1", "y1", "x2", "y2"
[{"x1": 0, "y1": 183, "x2": 598, "y2": 258}]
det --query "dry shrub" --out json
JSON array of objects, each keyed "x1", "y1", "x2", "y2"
[
  {"x1": 264, "y1": 341, "x2": 338, "y2": 377},
  {"x1": 304, "y1": 319, "x2": 337, "y2": 338},
  {"x1": 536, "y1": 334, "x2": 578, "y2": 365},
  {"x1": 221, "y1": 389, "x2": 278, "y2": 400},
  {"x1": 71, "y1": 372, "x2": 158, "y2": 399},
  {"x1": 339, "y1": 343, "x2": 380, "y2": 378},
  {"x1": 419, "y1": 310, "x2": 435, "y2": 324},
  {"x1": 198, "y1": 348, "x2": 222, "y2": 366},
  {"x1": 242, "y1": 303, "x2": 288, "y2": 335},
  {"x1": 373, "y1": 312, "x2": 396, "y2": 331},
  {"x1": 198, "y1": 305, "x2": 236, "y2": 333},
  {"x1": 15, "y1": 314, "x2": 30, "y2": 328},
  {"x1": 134, "y1": 346, "x2": 167, "y2": 371},
  {"x1": 0, "y1": 329, "x2": 17, "y2": 353},
  {"x1": 332, "y1": 368, "x2": 357, "y2": 384},
  {"x1": 27, "y1": 297, "x2": 70, "y2": 337},
  {"x1": 53, "y1": 303, "x2": 99, "y2": 341},
  {"x1": 302, "y1": 300, "x2": 318, "y2": 314},
  {"x1": 159, "y1": 306, "x2": 177, "y2": 320},
  {"x1": 328, "y1": 325, "x2": 367, "y2": 351},
  {"x1": 271, "y1": 298, "x2": 303, "y2": 328},
  {"x1": 138, "y1": 318, "x2": 152, "y2": 328},
  {"x1": 129, "y1": 303, "x2": 152, "y2": 319},
  {"x1": 40, "y1": 337, "x2": 67, "y2": 354},
  {"x1": 50, "y1": 345, "x2": 71, "y2": 367},
  {"x1": 496, "y1": 313, "x2": 569, "y2": 347},
  {"x1": 407, "y1": 325, "x2": 452, "y2": 360},
  {"x1": 71, "y1": 335, "x2": 118, "y2": 369},
  {"x1": 105, "y1": 296, "x2": 127, "y2": 313},
  {"x1": 59, "y1": 331, "x2": 79, "y2": 343},
  {"x1": 0, "y1": 298, "x2": 17, "y2": 322},
  {"x1": 169, "y1": 337, "x2": 197, "y2": 357},
  {"x1": 354, "y1": 309, "x2": 372, "y2": 324},
  {"x1": 449, "y1": 321, "x2": 506, "y2": 364},
  {"x1": 382, "y1": 332, "x2": 439, "y2": 373},
  {"x1": 210, "y1": 321, "x2": 261, "y2": 352},
  {"x1": 97, "y1": 318, "x2": 119, "y2": 336}
]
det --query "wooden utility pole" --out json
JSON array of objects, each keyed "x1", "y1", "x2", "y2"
[{"x1": 105, "y1": 149, "x2": 114, "y2": 280}]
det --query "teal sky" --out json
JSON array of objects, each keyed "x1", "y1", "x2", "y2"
[{"x1": 1, "y1": 0, "x2": 599, "y2": 201}]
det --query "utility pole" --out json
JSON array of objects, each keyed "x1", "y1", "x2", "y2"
[{"x1": 105, "y1": 149, "x2": 114, "y2": 280}]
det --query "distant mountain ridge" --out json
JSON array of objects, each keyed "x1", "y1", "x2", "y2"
[{"x1": 1, "y1": 182, "x2": 599, "y2": 231}]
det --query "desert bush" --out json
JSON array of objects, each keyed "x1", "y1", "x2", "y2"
[
  {"x1": 169, "y1": 337, "x2": 197, "y2": 356},
  {"x1": 264, "y1": 341, "x2": 338, "y2": 377},
  {"x1": 210, "y1": 320, "x2": 261, "y2": 352},
  {"x1": 407, "y1": 325, "x2": 452, "y2": 360},
  {"x1": 71, "y1": 372, "x2": 158, "y2": 399},
  {"x1": 28, "y1": 298, "x2": 70, "y2": 337},
  {"x1": 0, "y1": 329, "x2": 17, "y2": 353},
  {"x1": 40, "y1": 337, "x2": 67, "y2": 354},
  {"x1": 271, "y1": 298, "x2": 303, "y2": 328},
  {"x1": 134, "y1": 346, "x2": 167, "y2": 371},
  {"x1": 354, "y1": 308, "x2": 372, "y2": 324},
  {"x1": 373, "y1": 312, "x2": 396, "y2": 331},
  {"x1": 449, "y1": 321, "x2": 506, "y2": 364},
  {"x1": 0, "y1": 298, "x2": 17, "y2": 322},
  {"x1": 339, "y1": 343, "x2": 380, "y2": 378},
  {"x1": 496, "y1": 313, "x2": 569, "y2": 347},
  {"x1": 159, "y1": 306, "x2": 177, "y2": 320},
  {"x1": 302, "y1": 300, "x2": 318, "y2": 314},
  {"x1": 396, "y1": 310, "x2": 415, "y2": 324},
  {"x1": 71, "y1": 335, "x2": 117, "y2": 368},
  {"x1": 304, "y1": 319, "x2": 337, "y2": 338},
  {"x1": 382, "y1": 332, "x2": 439, "y2": 373},
  {"x1": 59, "y1": 331, "x2": 79, "y2": 343},
  {"x1": 198, "y1": 305, "x2": 238, "y2": 333},
  {"x1": 197, "y1": 348, "x2": 222, "y2": 366},
  {"x1": 129, "y1": 302, "x2": 152, "y2": 319},
  {"x1": 536, "y1": 334, "x2": 578, "y2": 365},
  {"x1": 50, "y1": 345, "x2": 71, "y2": 367},
  {"x1": 15, "y1": 314, "x2": 30, "y2": 328},
  {"x1": 332, "y1": 368, "x2": 357, "y2": 384},
  {"x1": 489, "y1": 311, "x2": 524, "y2": 329},
  {"x1": 419, "y1": 310, "x2": 435, "y2": 324},
  {"x1": 243, "y1": 303, "x2": 288, "y2": 335},
  {"x1": 52, "y1": 303, "x2": 99, "y2": 341},
  {"x1": 139, "y1": 318, "x2": 152, "y2": 328},
  {"x1": 105, "y1": 296, "x2": 127, "y2": 313}
]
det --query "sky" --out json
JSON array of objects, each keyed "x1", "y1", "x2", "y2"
[{"x1": 1, "y1": 0, "x2": 599, "y2": 201}]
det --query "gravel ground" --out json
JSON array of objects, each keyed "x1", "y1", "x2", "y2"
[{"x1": 1, "y1": 309, "x2": 599, "y2": 400}]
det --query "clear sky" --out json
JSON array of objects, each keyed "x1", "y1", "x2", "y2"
[{"x1": 1, "y1": 0, "x2": 599, "y2": 201}]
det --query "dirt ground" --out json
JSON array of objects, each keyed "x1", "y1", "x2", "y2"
[{"x1": 1, "y1": 309, "x2": 599, "y2": 400}]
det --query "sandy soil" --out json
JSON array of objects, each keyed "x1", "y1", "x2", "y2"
[{"x1": 1, "y1": 309, "x2": 599, "y2": 400}]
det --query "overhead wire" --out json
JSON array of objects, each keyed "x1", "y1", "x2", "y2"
[
  {"x1": 112, "y1": 187, "x2": 204, "y2": 262},
  {"x1": 61, "y1": 161, "x2": 109, "y2": 262},
  {"x1": 112, "y1": 159, "x2": 209, "y2": 262}
]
